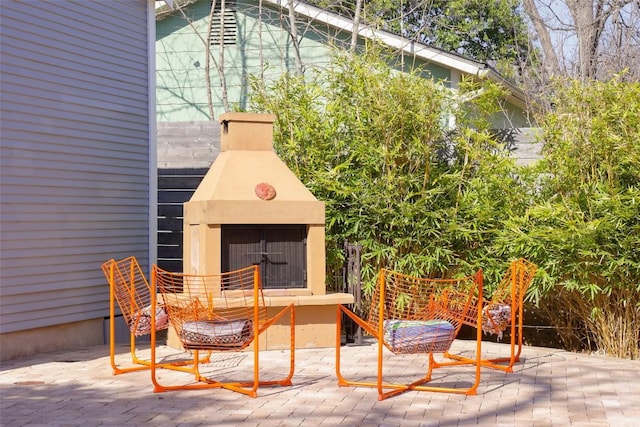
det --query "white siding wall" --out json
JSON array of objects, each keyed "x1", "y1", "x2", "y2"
[{"x1": 0, "y1": 1, "x2": 151, "y2": 333}]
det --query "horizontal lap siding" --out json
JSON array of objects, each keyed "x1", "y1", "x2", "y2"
[{"x1": 0, "y1": 0, "x2": 150, "y2": 333}]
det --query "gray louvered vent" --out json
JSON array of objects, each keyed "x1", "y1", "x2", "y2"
[{"x1": 210, "y1": 1, "x2": 237, "y2": 45}]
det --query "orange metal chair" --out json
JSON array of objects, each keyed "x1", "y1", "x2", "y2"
[
  {"x1": 150, "y1": 264, "x2": 295, "y2": 397},
  {"x1": 101, "y1": 257, "x2": 201, "y2": 375},
  {"x1": 444, "y1": 258, "x2": 538, "y2": 372},
  {"x1": 336, "y1": 269, "x2": 483, "y2": 400}
]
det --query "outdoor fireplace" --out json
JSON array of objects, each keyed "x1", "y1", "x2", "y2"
[{"x1": 173, "y1": 112, "x2": 353, "y2": 350}]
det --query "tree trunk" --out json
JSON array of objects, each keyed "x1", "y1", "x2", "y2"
[
  {"x1": 286, "y1": 0, "x2": 304, "y2": 76},
  {"x1": 523, "y1": 0, "x2": 561, "y2": 78},
  {"x1": 218, "y1": 0, "x2": 230, "y2": 112},
  {"x1": 205, "y1": 1, "x2": 217, "y2": 119},
  {"x1": 524, "y1": 0, "x2": 636, "y2": 82},
  {"x1": 176, "y1": 0, "x2": 228, "y2": 120},
  {"x1": 258, "y1": 0, "x2": 265, "y2": 80},
  {"x1": 350, "y1": 0, "x2": 363, "y2": 52}
]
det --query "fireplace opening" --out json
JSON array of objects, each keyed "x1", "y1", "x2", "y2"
[{"x1": 222, "y1": 224, "x2": 307, "y2": 289}]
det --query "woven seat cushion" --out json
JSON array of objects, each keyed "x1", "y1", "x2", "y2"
[
  {"x1": 481, "y1": 303, "x2": 511, "y2": 338},
  {"x1": 129, "y1": 305, "x2": 169, "y2": 336},
  {"x1": 179, "y1": 319, "x2": 253, "y2": 350},
  {"x1": 383, "y1": 319, "x2": 455, "y2": 354}
]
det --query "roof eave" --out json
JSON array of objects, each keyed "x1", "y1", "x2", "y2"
[
  {"x1": 479, "y1": 67, "x2": 528, "y2": 110},
  {"x1": 263, "y1": 0, "x2": 484, "y2": 75}
]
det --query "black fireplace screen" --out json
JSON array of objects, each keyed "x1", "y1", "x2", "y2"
[{"x1": 221, "y1": 225, "x2": 306, "y2": 289}]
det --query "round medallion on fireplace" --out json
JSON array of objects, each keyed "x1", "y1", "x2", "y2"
[{"x1": 255, "y1": 182, "x2": 276, "y2": 200}]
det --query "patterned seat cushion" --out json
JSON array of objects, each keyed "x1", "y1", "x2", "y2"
[
  {"x1": 481, "y1": 303, "x2": 511, "y2": 338},
  {"x1": 179, "y1": 319, "x2": 253, "y2": 350},
  {"x1": 383, "y1": 319, "x2": 455, "y2": 354},
  {"x1": 129, "y1": 305, "x2": 169, "y2": 336}
]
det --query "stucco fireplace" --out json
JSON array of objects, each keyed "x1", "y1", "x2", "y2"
[{"x1": 172, "y1": 112, "x2": 353, "y2": 350}]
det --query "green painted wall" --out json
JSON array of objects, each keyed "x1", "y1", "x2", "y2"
[
  {"x1": 155, "y1": 0, "x2": 452, "y2": 122},
  {"x1": 491, "y1": 101, "x2": 531, "y2": 128}
]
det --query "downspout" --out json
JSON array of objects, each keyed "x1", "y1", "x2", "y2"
[{"x1": 148, "y1": 0, "x2": 165, "y2": 271}]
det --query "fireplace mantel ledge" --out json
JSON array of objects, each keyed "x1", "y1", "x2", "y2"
[
  {"x1": 158, "y1": 292, "x2": 354, "y2": 308},
  {"x1": 263, "y1": 292, "x2": 354, "y2": 307}
]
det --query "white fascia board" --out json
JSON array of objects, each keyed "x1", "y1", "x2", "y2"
[
  {"x1": 484, "y1": 69, "x2": 528, "y2": 109},
  {"x1": 398, "y1": 40, "x2": 484, "y2": 76},
  {"x1": 263, "y1": 0, "x2": 484, "y2": 76},
  {"x1": 156, "y1": 0, "x2": 174, "y2": 8}
]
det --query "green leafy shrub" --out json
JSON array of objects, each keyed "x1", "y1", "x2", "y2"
[
  {"x1": 249, "y1": 47, "x2": 525, "y2": 292},
  {"x1": 250, "y1": 48, "x2": 640, "y2": 359},
  {"x1": 497, "y1": 78, "x2": 640, "y2": 359}
]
